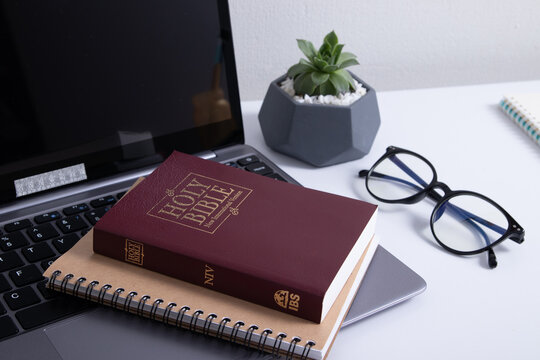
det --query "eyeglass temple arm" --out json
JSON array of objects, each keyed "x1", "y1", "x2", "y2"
[
  {"x1": 361, "y1": 169, "x2": 499, "y2": 267},
  {"x1": 387, "y1": 155, "x2": 507, "y2": 235},
  {"x1": 388, "y1": 155, "x2": 505, "y2": 268},
  {"x1": 361, "y1": 167, "x2": 506, "y2": 235}
]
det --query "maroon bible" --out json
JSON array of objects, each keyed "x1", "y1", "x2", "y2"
[{"x1": 93, "y1": 151, "x2": 377, "y2": 323}]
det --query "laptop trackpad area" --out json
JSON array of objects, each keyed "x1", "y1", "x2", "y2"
[{"x1": 44, "y1": 308, "x2": 272, "y2": 360}]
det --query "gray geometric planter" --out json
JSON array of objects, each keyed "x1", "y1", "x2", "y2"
[{"x1": 258, "y1": 73, "x2": 381, "y2": 167}]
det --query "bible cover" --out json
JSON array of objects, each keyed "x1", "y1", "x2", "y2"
[{"x1": 93, "y1": 151, "x2": 377, "y2": 322}]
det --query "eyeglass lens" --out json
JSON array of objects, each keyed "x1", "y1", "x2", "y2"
[
  {"x1": 367, "y1": 152, "x2": 509, "y2": 253},
  {"x1": 432, "y1": 194, "x2": 509, "y2": 252},
  {"x1": 366, "y1": 153, "x2": 434, "y2": 201}
]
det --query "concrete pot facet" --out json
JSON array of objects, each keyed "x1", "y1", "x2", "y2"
[{"x1": 258, "y1": 74, "x2": 381, "y2": 167}]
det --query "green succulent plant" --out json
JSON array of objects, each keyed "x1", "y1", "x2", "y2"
[{"x1": 287, "y1": 31, "x2": 359, "y2": 97}]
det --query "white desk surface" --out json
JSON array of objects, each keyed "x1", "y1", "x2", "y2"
[{"x1": 240, "y1": 80, "x2": 540, "y2": 360}]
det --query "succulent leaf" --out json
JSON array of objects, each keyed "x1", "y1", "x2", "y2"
[
  {"x1": 338, "y1": 58, "x2": 360, "y2": 69},
  {"x1": 322, "y1": 64, "x2": 339, "y2": 73},
  {"x1": 299, "y1": 58, "x2": 315, "y2": 67},
  {"x1": 294, "y1": 72, "x2": 317, "y2": 95},
  {"x1": 296, "y1": 39, "x2": 317, "y2": 60},
  {"x1": 330, "y1": 44, "x2": 344, "y2": 65},
  {"x1": 311, "y1": 72, "x2": 330, "y2": 86},
  {"x1": 336, "y1": 52, "x2": 357, "y2": 65},
  {"x1": 329, "y1": 72, "x2": 350, "y2": 93},
  {"x1": 289, "y1": 31, "x2": 359, "y2": 96},
  {"x1": 319, "y1": 42, "x2": 332, "y2": 57},
  {"x1": 313, "y1": 57, "x2": 329, "y2": 70},
  {"x1": 319, "y1": 81, "x2": 337, "y2": 96},
  {"x1": 287, "y1": 63, "x2": 315, "y2": 78},
  {"x1": 324, "y1": 31, "x2": 338, "y2": 49},
  {"x1": 335, "y1": 69, "x2": 356, "y2": 90}
]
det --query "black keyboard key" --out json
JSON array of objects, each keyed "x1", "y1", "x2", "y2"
[
  {"x1": 28, "y1": 223, "x2": 59, "y2": 242},
  {"x1": 245, "y1": 162, "x2": 273, "y2": 175},
  {"x1": 22, "y1": 243, "x2": 56, "y2": 262},
  {"x1": 4, "y1": 286, "x2": 40, "y2": 310},
  {"x1": 84, "y1": 206, "x2": 110, "y2": 226},
  {"x1": 0, "y1": 316, "x2": 19, "y2": 339},
  {"x1": 41, "y1": 257, "x2": 58, "y2": 271},
  {"x1": 117, "y1": 191, "x2": 127, "y2": 199},
  {"x1": 52, "y1": 234, "x2": 79, "y2": 254},
  {"x1": 34, "y1": 211, "x2": 62, "y2": 224},
  {"x1": 63, "y1": 203, "x2": 90, "y2": 215},
  {"x1": 9, "y1": 264, "x2": 44, "y2": 287},
  {"x1": 0, "y1": 274, "x2": 11, "y2": 293},
  {"x1": 16, "y1": 297, "x2": 91, "y2": 330},
  {"x1": 0, "y1": 252, "x2": 24, "y2": 272},
  {"x1": 37, "y1": 280, "x2": 58, "y2": 299},
  {"x1": 0, "y1": 302, "x2": 4, "y2": 315},
  {"x1": 4, "y1": 219, "x2": 32, "y2": 233},
  {"x1": 1, "y1": 231, "x2": 29, "y2": 251},
  {"x1": 237, "y1": 155, "x2": 259, "y2": 166},
  {"x1": 265, "y1": 173, "x2": 287, "y2": 181},
  {"x1": 90, "y1": 195, "x2": 116, "y2": 208},
  {"x1": 57, "y1": 215, "x2": 87, "y2": 233}
]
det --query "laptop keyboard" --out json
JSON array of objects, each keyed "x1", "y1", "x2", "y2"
[{"x1": 0, "y1": 155, "x2": 284, "y2": 341}]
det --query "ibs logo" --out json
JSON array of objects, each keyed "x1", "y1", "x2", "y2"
[
  {"x1": 274, "y1": 290, "x2": 300, "y2": 312},
  {"x1": 147, "y1": 173, "x2": 252, "y2": 234},
  {"x1": 125, "y1": 239, "x2": 144, "y2": 266}
]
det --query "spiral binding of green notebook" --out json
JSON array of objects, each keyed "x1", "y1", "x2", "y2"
[{"x1": 499, "y1": 94, "x2": 540, "y2": 146}]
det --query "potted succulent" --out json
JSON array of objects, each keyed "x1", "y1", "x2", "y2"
[{"x1": 258, "y1": 31, "x2": 380, "y2": 167}]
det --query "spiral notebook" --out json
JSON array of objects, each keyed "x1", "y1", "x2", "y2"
[
  {"x1": 499, "y1": 94, "x2": 540, "y2": 146},
  {"x1": 43, "y1": 229, "x2": 377, "y2": 360}
]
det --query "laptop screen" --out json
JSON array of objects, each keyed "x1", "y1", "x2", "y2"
[{"x1": 0, "y1": 0, "x2": 243, "y2": 203}]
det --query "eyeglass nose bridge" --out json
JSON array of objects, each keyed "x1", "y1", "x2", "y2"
[{"x1": 424, "y1": 181, "x2": 452, "y2": 203}]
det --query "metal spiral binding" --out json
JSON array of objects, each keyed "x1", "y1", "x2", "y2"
[
  {"x1": 97, "y1": 284, "x2": 112, "y2": 305},
  {"x1": 229, "y1": 321, "x2": 245, "y2": 343},
  {"x1": 48, "y1": 270, "x2": 316, "y2": 358},
  {"x1": 257, "y1": 329, "x2": 273, "y2": 352},
  {"x1": 203, "y1": 313, "x2": 217, "y2": 335},
  {"x1": 150, "y1": 299, "x2": 164, "y2": 320},
  {"x1": 285, "y1": 337, "x2": 301, "y2": 360},
  {"x1": 300, "y1": 340, "x2": 316, "y2": 360},
  {"x1": 189, "y1": 310, "x2": 204, "y2": 332},
  {"x1": 49, "y1": 270, "x2": 61, "y2": 288},
  {"x1": 73, "y1": 277, "x2": 86, "y2": 296},
  {"x1": 110, "y1": 288, "x2": 125, "y2": 309},
  {"x1": 175, "y1": 306, "x2": 190, "y2": 328},
  {"x1": 216, "y1": 317, "x2": 231, "y2": 339},
  {"x1": 243, "y1": 325, "x2": 259, "y2": 346},
  {"x1": 60, "y1": 274, "x2": 74, "y2": 293},
  {"x1": 85, "y1": 280, "x2": 99, "y2": 301},
  {"x1": 137, "y1": 295, "x2": 151, "y2": 317},
  {"x1": 162, "y1": 303, "x2": 177, "y2": 326},
  {"x1": 271, "y1": 333, "x2": 287, "y2": 357},
  {"x1": 123, "y1": 291, "x2": 137, "y2": 312}
]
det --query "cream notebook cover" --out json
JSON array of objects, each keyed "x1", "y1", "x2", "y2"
[
  {"x1": 44, "y1": 230, "x2": 377, "y2": 360},
  {"x1": 500, "y1": 94, "x2": 540, "y2": 146}
]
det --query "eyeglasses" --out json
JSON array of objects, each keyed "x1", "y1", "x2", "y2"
[{"x1": 359, "y1": 146, "x2": 524, "y2": 268}]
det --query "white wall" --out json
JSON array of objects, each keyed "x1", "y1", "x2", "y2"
[{"x1": 229, "y1": 0, "x2": 540, "y2": 101}]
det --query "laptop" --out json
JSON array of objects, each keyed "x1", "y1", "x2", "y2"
[{"x1": 0, "y1": 0, "x2": 426, "y2": 358}]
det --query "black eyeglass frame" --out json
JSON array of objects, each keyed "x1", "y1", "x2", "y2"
[{"x1": 359, "y1": 146, "x2": 524, "y2": 267}]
